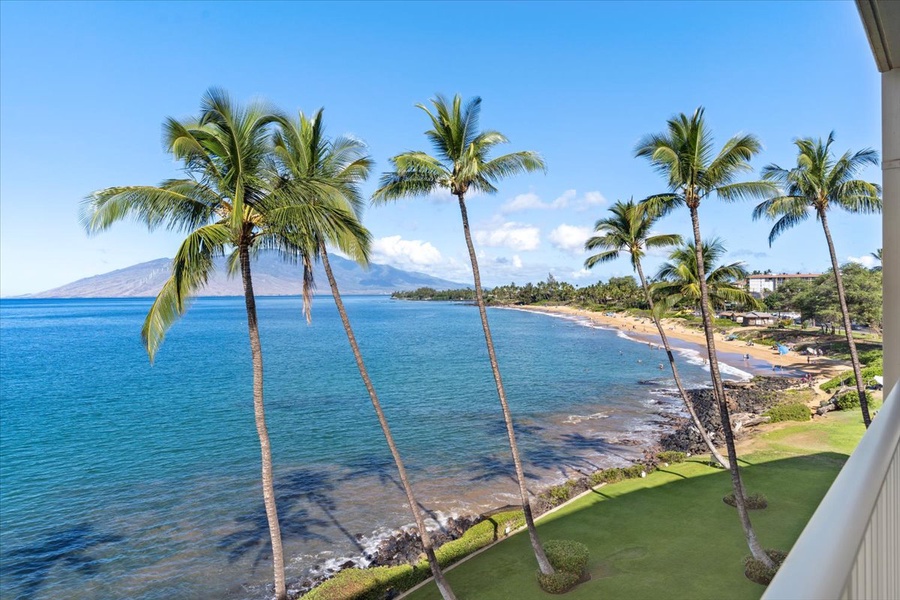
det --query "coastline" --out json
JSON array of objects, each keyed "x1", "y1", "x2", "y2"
[
  {"x1": 296, "y1": 305, "x2": 844, "y2": 597},
  {"x1": 506, "y1": 305, "x2": 849, "y2": 384}
]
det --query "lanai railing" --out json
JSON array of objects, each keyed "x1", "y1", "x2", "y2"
[{"x1": 763, "y1": 382, "x2": 900, "y2": 600}]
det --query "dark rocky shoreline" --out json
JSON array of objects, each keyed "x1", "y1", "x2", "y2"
[{"x1": 292, "y1": 375, "x2": 800, "y2": 598}]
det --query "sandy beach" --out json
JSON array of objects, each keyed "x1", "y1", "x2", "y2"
[{"x1": 510, "y1": 305, "x2": 851, "y2": 398}]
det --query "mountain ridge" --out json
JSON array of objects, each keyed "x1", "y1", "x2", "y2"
[{"x1": 23, "y1": 252, "x2": 467, "y2": 298}]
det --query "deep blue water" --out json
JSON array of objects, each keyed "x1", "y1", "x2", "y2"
[{"x1": 0, "y1": 296, "x2": 746, "y2": 599}]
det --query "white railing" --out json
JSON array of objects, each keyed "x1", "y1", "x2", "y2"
[{"x1": 763, "y1": 382, "x2": 900, "y2": 600}]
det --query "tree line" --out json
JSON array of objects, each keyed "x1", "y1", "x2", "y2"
[{"x1": 83, "y1": 91, "x2": 881, "y2": 597}]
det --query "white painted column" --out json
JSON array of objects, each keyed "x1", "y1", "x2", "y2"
[{"x1": 884, "y1": 68, "x2": 900, "y2": 395}]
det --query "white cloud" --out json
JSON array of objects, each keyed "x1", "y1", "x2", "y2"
[
  {"x1": 500, "y1": 189, "x2": 605, "y2": 213},
  {"x1": 571, "y1": 267, "x2": 594, "y2": 280},
  {"x1": 551, "y1": 189, "x2": 577, "y2": 209},
  {"x1": 581, "y1": 191, "x2": 606, "y2": 208},
  {"x1": 513, "y1": 254, "x2": 523, "y2": 269},
  {"x1": 372, "y1": 235, "x2": 443, "y2": 269},
  {"x1": 501, "y1": 192, "x2": 544, "y2": 213},
  {"x1": 474, "y1": 222, "x2": 540, "y2": 251},
  {"x1": 549, "y1": 224, "x2": 592, "y2": 253},
  {"x1": 848, "y1": 255, "x2": 878, "y2": 269}
]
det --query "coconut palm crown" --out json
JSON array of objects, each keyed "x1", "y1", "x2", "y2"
[
  {"x1": 652, "y1": 239, "x2": 762, "y2": 311},
  {"x1": 753, "y1": 132, "x2": 881, "y2": 427},
  {"x1": 373, "y1": 94, "x2": 555, "y2": 576}
]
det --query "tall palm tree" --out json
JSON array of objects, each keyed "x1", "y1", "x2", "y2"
[
  {"x1": 585, "y1": 201, "x2": 729, "y2": 468},
  {"x1": 636, "y1": 107, "x2": 775, "y2": 568},
  {"x1": 372, "y1": 94, "x2": 555, "y2": 575},
  {"x1": 269, "y1": 110, "x2": 457, "y2": 599},
  {"x1": 652, "y1": 239, "x2": 762, "y2": 312},
  {"x1": 81, "y1": 89, "x2": 329, "y2": 600},
  {"x1": 753, "y1": 133, "x2": 882, "y2": 427}
]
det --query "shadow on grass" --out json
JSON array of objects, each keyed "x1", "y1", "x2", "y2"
[{"x1": 406, "y1": 451, "x2": 852, "y2": 600}]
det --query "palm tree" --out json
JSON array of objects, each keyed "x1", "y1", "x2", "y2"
[
  {"x1": 82, "y1": 89, "x2": 306, "y2": 600},
  {"x1": 636, "y1": 107, "x2": 775, "y2": 568},
  {"x1": 269, "y1": 110, "x2": 457, "y2": 599},
  {"x1": 372, "y1": 94, "x2": 555, "y2": 575},
  {"x1": 652, "y1": 239, "x2": 762, "y2": 312},
  {"x1": 585, "y1": 200, "x2": 729, "y2": 468},
  {"x1": 753, "y1": 133, "x2": 882, "y2": 427},
  {"x1": 871, "y1": 248, "x2": 882, "y2": 263}
]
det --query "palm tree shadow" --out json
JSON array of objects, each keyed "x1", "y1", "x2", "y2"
[
  {"x1": 468, "y1": 455, "x2": 541, "y2": 484},
  {"x1": 3, "y1": 523, "x2": 124, "y2": 598},
  {"x1": 339, "y1": 455, "x2": 444, "y2": 531},
  {"x1": 219, "y1": 467, "x2": 361, "y2": 569}
]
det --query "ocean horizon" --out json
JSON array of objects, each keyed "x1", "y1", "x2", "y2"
[{"x1": 1, "y1": 296, "x2": 762, "y2": 599}]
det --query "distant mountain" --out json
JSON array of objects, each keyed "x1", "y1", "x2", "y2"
[{"x1": 25, "y1": 252, "x2": 468, "y2": 298}]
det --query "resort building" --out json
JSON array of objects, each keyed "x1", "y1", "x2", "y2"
[
  {"x1": 745, "y1": 273, "x2": 820, "y2": 296},
  {"x1": 740, "y1": 312, "x2": 776, "y2": 327}
]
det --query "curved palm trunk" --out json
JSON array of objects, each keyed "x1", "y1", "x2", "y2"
[
  {"x1": 320, "y1": 245, "x2": 457, "y2": 599},
  {"x1": 456, "y1": 195, "x2": 554, "y2": 575},
  {"x1": 634, "y1": 260, "x2": 729, "y2": 469},
  {"x1": 819, "y1": 211, "x2": 871, "y2": 427},
  {"x1": 239, "y1": 241, "x2": 287, "y2": 600},
  {"x1": 688, "y1": 206, "x2": 773, "y2": 568}
]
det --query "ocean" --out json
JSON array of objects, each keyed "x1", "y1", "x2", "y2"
[{"x1": 0, "y1": 296, "x2": 754, "y2": 599}]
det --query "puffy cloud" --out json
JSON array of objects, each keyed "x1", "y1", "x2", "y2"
[
  {"x1": 474, "y1": 222, "x2": 540, "y2": 251},
  {"x1": 848, "y1": 255, "x2": 878, "y2": 269},
  {"x1": 501, "y1": 193, "x2": 544, "y2": 213},
  {"x1": 570, "y1": 267, "x2": 594, "y2": 280},
  {"x1": 372, "y1": 235, "x2": 443, "y2": 269},
  {"x1": 549, "y1": 224, "x2": 592, "y2": 253},
  {"x1": 499, "y1": 189, "x2": 605, "y2": 213}
]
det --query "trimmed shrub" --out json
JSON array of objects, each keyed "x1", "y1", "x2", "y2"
[
  {"x1": 723, "y1": 492, "x2": 768, "y2": 509},
  {"x1": 656, "y1": 451, "x2": 686, "y2": 464},
  {"x1": 304, "y1": 510, "x2": 526, "y2": 600},
  {"x1": 765, "y1": 402, "x2": 811, "y2": 423},
  {"x1": 590, "y1": 468, "x2": 624, "y2": 486},
  {"x1": 820, "y1": 363, "x2": 883, "y2": 392},
  {"x1": 537, "y1": 540, "x2": 590, "y2": 594},
  {"x1": 835, "y1": 391, "x2": 860, "y2": 411},
  {"x1": 537, "y1": 570, "x2": 580, "y2": 594},
  {"x1": 544, "y1": 539, "x2": 590, "y2": 575},
  {"x1": 547, "y1": 482, "x2": 574, "y2": 503},
  {"x1": 744, "y1": 549, "x2": 788, "y2": 585}
]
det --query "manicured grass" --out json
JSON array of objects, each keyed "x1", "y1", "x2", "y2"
[{"x1": 404, "y1": 411, "x2": 868, "y2": 600}]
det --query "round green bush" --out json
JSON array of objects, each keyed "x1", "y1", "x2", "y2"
[
  {"x1": 744, "y1": 549, "x2": 788, "y2": 585},
  {"x1": 765, "y1": 402, "x2": 811, "y2": 423},
  {"x1": 537, "y1": 570, "x2": 580, "y2": 594},
  {"x1": 656, "y1": 451, "x2": 687, "y2": 463},
  {"x1": 544, "y1": 539, "x2": 590, "y2": 575},
  {"x1": 723, "y1": 491, "x2": 768, "y2": 509},
  {"x1": 836, "y1": 391, "x2": 861, "y2": 411}
]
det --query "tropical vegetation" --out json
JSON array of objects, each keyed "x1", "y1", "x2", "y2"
[
  {"x1": 636, "y1": 107, "x2": 777, "y2": 568},
  {"x1": 79, "y1": 88, "x2": 884, "y2": 598},
  {"x1": 268, "y1": 110, "x2": 457, "y2": 596},
  {"x1": 584, "y1": 199, "x2": 729, "y2": 469},
  {"x1": 754, "y1": 133, "x2": 881, "y2": 427},
  {"x1": 373, "y1": 94, "x2": 556, "y2": 576},
  {"x1": 82, "y1": 89, "x2": 293, "y2": 598}
]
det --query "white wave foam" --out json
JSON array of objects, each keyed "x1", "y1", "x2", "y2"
[
  {"x1": 673, "y1": 346, "x2": 752, "y2": 381},
  {"x1": 563, "y1": 412, "x2": 609, "y2": 424}
]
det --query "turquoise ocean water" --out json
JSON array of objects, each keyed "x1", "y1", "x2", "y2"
[{"x1": 0, "y1": 296, "x2": 761, "y2": 599}]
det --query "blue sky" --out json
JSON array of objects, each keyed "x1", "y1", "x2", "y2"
[{"x1": 0, "y1": 1, "x2": 883, "y2": 296}]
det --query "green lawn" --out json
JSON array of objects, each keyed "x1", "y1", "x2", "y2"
[{"x1": 404, "y1": 411, "x2": 868, "y2": 600}]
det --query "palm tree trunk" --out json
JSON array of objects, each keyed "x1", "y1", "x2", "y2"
[
  {"x1": 819, "y1": 211, "x2": 871, "y2": 427},
  {"x1": 238, "y1": 241, "x2": 287, "y2": 600},
  {"x1": 634, "y1": 260, "x2": 729, "y2": 469},
  {"x1": 319, "y1": 244, "x2": 457, "y2": 599},
  {"x1": 688, "y1": 206, "x2": 773, "y2": 568},
  {"x1": 456, "y1": 194, "x2": 554, "y2": 576}
]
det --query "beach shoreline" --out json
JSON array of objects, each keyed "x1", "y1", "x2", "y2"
[{"x1": 504, "y1": 304, "x2": 849, "y2": 387}]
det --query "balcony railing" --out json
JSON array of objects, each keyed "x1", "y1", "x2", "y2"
[{"x1": 763, "y1": 382, "x2": 900, "y2": 599}]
